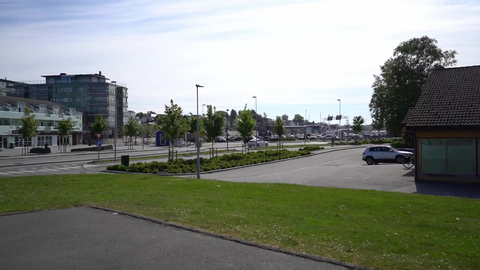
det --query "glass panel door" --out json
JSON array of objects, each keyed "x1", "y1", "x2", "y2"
[
  {"x1": 446, "y1": 139, "x2": 474, "y2": 175},
  {"x1": 420, "y1": 139, "x2": 446, "y2": 174}
]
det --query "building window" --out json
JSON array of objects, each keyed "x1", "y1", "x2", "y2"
[
  {"x1": 420, "y1": 138, "x2": 475, "y2": 176},
  {"x1": 478, "y1": 139, "x2": 480, "y2": 176},
  {"x1": 421, "y1": 139, "x2": 446, "y2": 174}
]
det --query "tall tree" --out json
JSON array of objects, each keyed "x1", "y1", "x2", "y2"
[
  {"x1": 371, "y1": 118, "x2": 384, "y2": 134},
  {"x1": 352, "y1": 116, "x2": 365, "y2": 133},
  {"x1": 156, "y1": 99, "x2": 188, "y2": 161},
  {"x1": 138, "y1": 124, "x2": 155, "y2": 148},
  {"x1": 16, "y1": 108, "x2": 38, "y2": 155},
  {"x1": 293, "y1": 114, "x2": 304, "y2": 125},
  {"x1": 281, "y1": 114, "x2": 289, "y2": 123},
  {"x1": 203, "y1": 105, "x2": 225, "y2": 150},
  {"x1": 236, "y1": 104, "x2": 256, "y2": 144},
  {"x1": 229, "y1": 109, "x2": 237, "y2": 127},
  {"x1": 273, "y1": 116, "x2": 286, "y2": 149},
  {"x1": 369, "y1": 36, "x2": 457, "y2": 135},
  {"x1": 91, "y1": 114, "x2": 108, "y2": 134},
  {"x1": 58, "y1": 118, "x2": 74, "y2": 153},
  {"x1": 123, "y1": 118, "x2": 139, "y2": 149}
]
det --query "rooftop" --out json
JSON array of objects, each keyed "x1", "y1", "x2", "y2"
[{"x1": 403, "y1": 65, "x2": 480, "y2": 128}]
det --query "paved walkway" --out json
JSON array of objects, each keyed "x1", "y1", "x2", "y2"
[{"x1": 0, "y1": 207, "x2": 348, "y2": 270}]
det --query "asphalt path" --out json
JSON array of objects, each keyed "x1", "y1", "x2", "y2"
[
  {"x1": 0, "y1": 207, "x2": 347, "y2": 270},
  {"x1": 199, "y1": 147, "x2": 416, "y2": 193}
]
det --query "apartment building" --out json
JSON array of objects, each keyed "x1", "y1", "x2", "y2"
[
  {"x1": 0, "y1": 96, "x2": 83, "y2": 149},
  {"x1": 6, "y1": 71, "x2": 128, "y2": 139}
]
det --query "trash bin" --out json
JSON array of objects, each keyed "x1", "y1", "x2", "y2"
[
  {"x1": 196, "y1": 140, "x2": 202, "y2": 148},
  {"x1": 121, "y1": 155, "x2": 129, "y2": 167}
]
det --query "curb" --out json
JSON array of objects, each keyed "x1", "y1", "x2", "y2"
[
  {"x1": 87, "y1": 205, "x2": 369, "y2": 270},
  {"x1": 85, "y1": 145, "x2": 367, "y2": 176}
]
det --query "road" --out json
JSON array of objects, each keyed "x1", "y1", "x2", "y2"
[
  {"x1": 199, "y1": 147, "x2": 416, "y2": 193},
  {"x1": 0, "y1": 141, "x2": 329, "y2": 177}
]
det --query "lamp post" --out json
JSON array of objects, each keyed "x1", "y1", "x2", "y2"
[
  {"x1": 112, "y1": 81, "x2": 117, "y2": 161},
  {"x1": 337, "y1": 99, "x2": 342, "y2": 126},
  {"x1": 196, "y1": 84, "x2": 204, "y2": 179},
  {"x1": 252, "y1": 96, "x2": 257, "y2": 146},
  {"x1": 225, "y1": 109, "x2": 229, "y2": 150}
]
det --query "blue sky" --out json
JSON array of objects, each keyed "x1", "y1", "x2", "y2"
[{"x1": 1, "y1": 0, "x2": 480, "y2": 124}]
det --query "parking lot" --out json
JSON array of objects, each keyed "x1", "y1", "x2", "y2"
[{"x1": 201, "y1": 147, "x2": 417, "y2": 193}]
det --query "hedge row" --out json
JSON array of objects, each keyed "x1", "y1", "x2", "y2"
[{"x1": 107, "y1": 149, "x2": 311, "y2": 174}]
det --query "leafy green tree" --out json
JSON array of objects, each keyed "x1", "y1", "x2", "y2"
[
  {"x1": 273, "y1": 116, "x2": 286, "y2": 150},
  {"x1": 369, "y1": 36, "x2": 457, "y2": 135},
  {"x1": 236, "y1": 104, "x2": 256, "y2": 144},
  {"x1": 91, "y1": 114, "x2": 108, "y2": 134},
  {"x1": 58, "y1": 118, "x2": 74, "y2": 153},
  {"x1": 281, "y1": 114, "x2": 289, "y2": 123},
  {"x1": 293, "y1": 114, "x2": 304, "y2": 125},
  {"x1": 352, "y1": 116, "x2": 365, "y2": 133},
  {"x1": 123, "y1": 118, "x2": 139, "y2": 149},
  {"x1": 17, "y1": 108, "x2": 38, "y2": 155},
  {"x1": 229, "y1": 109, "x2": 237, "y2": 127},
  {"x1": 203, "y1": 105, "x2": 225, "y2": 150},
  {"x1": 371, "y1": 118, "x2": 384, "y2": 133},
  {"x1": 156, "y1": 99, "x2": 188, "y2": 161}
]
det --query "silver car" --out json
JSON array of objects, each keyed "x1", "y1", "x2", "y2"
[
  {"x1": 362, "y1": 145, "x2": 413, "y2": 165},
  {"x1": 247, "y1": 139, "x2": 268, "y2": 147}
]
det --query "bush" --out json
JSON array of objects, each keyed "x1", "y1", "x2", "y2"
[
  {"x1": 108, "y1": 148, "x2": 315, "y2": 174},
  {"x1": 107, "y1": 164, "x2": 127, "y2": 171},
  {"x1": 300, "y1": 145, "x2": 323, "y2": 151},
  {"x1": 126, "y1": 164, "x2": 139, "y2": 172},
  {"x1": 391, "y1": 141, "x2": 414, "y2": 148}
]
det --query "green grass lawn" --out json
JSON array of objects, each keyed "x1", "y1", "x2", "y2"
[{"x1": 1, "y1": 174, "x2": 479, "y2": 269}]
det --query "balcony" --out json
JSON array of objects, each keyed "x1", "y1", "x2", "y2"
[{"x1": 87, "y1": 99, "x2": 108, "y2": 105}]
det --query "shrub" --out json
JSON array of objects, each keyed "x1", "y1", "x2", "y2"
[
  {"x1": 391, "y1": 141, "x2": 414, "y2": 148},
  {"x1": 126, "y1": 164, "x2": 139, "y2": 172}
]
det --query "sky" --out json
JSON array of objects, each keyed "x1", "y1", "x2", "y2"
[{"x1": 1, "y1": 0, "x2": 480, "y2": 125}]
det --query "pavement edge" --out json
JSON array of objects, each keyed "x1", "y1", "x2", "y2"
[{"x1": 87, "y1": 205, "x2": 370, "y2": 270}]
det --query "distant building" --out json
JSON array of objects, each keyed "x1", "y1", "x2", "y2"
[
  {"x1": 0, "y1": 96, "x2": 83, "y2": 148},
  {"x1": 5, "y1": 71, "x2": 128, "y2": 139}
]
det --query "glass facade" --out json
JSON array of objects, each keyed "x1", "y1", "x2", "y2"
[{"x1": 420, "y1": 138, "x2": 476, "y2": 176}]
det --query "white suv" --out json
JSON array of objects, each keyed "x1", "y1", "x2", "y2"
[{"x1": 362, "y1": 146, "x2": 413, "y2": 165}]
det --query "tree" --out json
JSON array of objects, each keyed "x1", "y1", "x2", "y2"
[
  {"x1": 16, "y1": 108, "x2": 38, "y2": 155},
  {"x1": 281, "y1": 114, "x2": 289, "y2": 123},
  {"x1": 236, "y1": 104, "x2": 256, "y2": 144},
  {"x1": 91, "y1": 114, "x2": 107, "y2": 134},
  {"x1": 293, "y1": 114, "x2": 304, "y2": 125},
  {"x1": 369, "y1": 36, "x2": 457, "y2": 135},
  {"x1": 273, "y1": 116, "x2": 286, "y2": 150},
  {"x1": 58, "y1": 118, "x2": 74, "y2": 153},
  {"x1": 229, "y1": 109, "x2": 237, "y2": 127},
  {"x1": 156, "y1": 99, "x2": 188, "y2": 161},
  {"x1": 371, "y1": 118, "x2": 384, "y2": 133},
  {"x1": 123, "y1": 118, "x2": 139, "y2": 149},
  {"x1": 352, "y1": 116, "x2": 365, "y2": 134},
  {"x1": 203, "y1": 105, "x2": 225, "y2": 151}
]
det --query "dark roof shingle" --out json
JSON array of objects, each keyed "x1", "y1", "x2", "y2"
[{"x1": 404, "y1": 65, "x2": 480, "y2": 127}]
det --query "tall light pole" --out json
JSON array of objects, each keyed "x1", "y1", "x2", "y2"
[
  {"x1": 226, "y1": 109, "x2": 229, "y2": 150},
  {"x1": 252, "y1": 96, "x2": 257, "y2": 146},
  {"x1": 196, "y1": 84, "x2": 204, "y2": 179},
  {"x1": 112, "y1": 81, "x2": 117, "y2": 161},
  {"x1": 337, "y1": 99, "x2": 342, "y2": 126}
]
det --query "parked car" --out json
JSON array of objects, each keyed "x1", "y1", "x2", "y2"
[
  {"x1": 362, "y1": 146, "x2": 413, "y2": 165},
  {"x1": 322, "y1": 134, "x2": 337, "y2": 141},
  {"x1": 214, "y1": 136, "x2": 226, "y2": 143},
  {"x1": 247, "y1": 139, "x2": 269, "y2": 147}
]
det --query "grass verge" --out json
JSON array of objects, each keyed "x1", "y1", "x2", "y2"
[{"x1": 1, "y1": 175, "x2": 479, "y2": 269}]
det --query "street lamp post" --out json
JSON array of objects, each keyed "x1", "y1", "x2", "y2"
[
  {"x1": 196, "y1": 84, "x2": 204, "y2": 179},
  {"x1": 112, "y1": 81, "x2": 117, "y2": 161},
  {"x1": 337, "y1": 99, "x2": 342, "y2": 126},
  {"x1": 226, "y1": 109, "x2": 229, "y2": 150},
  {"x1": 252, "y1": 96, "x2": 257, "y2": 146}
]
